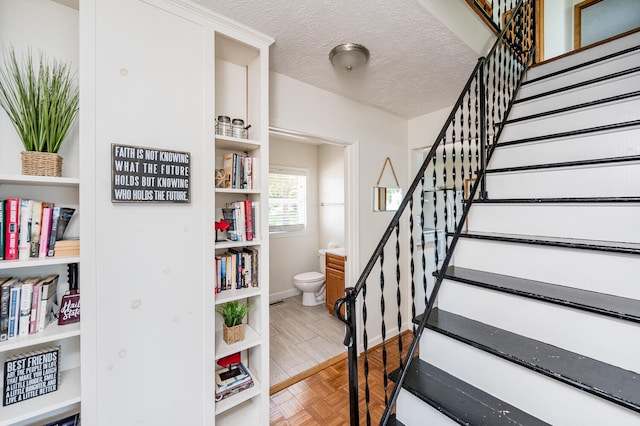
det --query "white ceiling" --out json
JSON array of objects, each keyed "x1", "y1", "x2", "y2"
[{"x1": 196, "y1": 0, "x2": 483, "y2": 119}]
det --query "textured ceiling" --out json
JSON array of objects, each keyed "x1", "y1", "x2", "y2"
[{"x1": 196, "y1": 0, "x2": 480, "y2": 119}]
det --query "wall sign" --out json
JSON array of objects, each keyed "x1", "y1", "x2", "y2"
[
  {"x1": 111, "y1": 143, "x2": 191, "y2": 203},
  {"x1": 3, "y1": 347, "x2": 59, "y2": 406}
]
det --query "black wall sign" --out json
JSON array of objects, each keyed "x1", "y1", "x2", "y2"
[
  {"x1": 4, "y1": 347, "x2": 59, "y2": 406},
  {"x1": 111, "y1": 143, "x2": 191, "y2": 203}
]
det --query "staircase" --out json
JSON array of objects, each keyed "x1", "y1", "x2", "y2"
[{"x1": 393, "y1": 31, "x2": 640, "y2": 426}]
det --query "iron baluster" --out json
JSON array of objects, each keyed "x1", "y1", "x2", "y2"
[
  {"x1": 395, "y1": 223, "x2": 403, "y2": 371},
  {"x1": 409, "y1": 197, "x2": 416, "y2": 332},
  {"x1": 380, "y1": 250, "x2": 388, "y2": 407},
  {"x1": 363, "y1": 273, "x2": 370, "y2": 426}
]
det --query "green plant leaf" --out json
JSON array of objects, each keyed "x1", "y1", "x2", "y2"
[
  {"x1": 217, "y1": 301, "x2": 249, "y2": 327},
  {"x1": 0, "y1": 45, "x2": 79, "y2": 153}
]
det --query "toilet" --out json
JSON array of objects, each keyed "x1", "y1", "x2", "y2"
[{"x1": 293, "y1": 249, "x2": 328, "y2": 306}]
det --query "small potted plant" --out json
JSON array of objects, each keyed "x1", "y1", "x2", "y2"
[
  {"x1": 218, "y1": 301, "x2": 249, "y2": 344},
  {"x1": 0, "y1": 46, "x2": 79, "y2": 177}
]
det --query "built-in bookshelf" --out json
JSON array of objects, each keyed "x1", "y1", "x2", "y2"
[
  {"x1": 213, "y1": 30, "x2": 271, "y2": 425},
  {"x1": 0, "y1": 176, "x2": 81, "y2": 426}
]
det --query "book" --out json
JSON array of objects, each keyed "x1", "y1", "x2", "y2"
[
  {"x1": 215, "y1": 362, "x2": 251, "y2": 388},
  {"x1": 222, "y1": 153, "x2": 234, "y2": 189},
  {"x1": 244, "y1": 155, "x2": 253, "y2": 189},
  {"x1": 0, "y1": 277, "x2": 16, "y2": 341},
  {"x1": 8, "y1": 281, "x2": 21, "y2": 338},
  {"x1": 244, "y1": 199, "x2": 253, "y2": 241},
  {"x1": 17, "y1": 199, "x2": 33, "y2": 260},
  {"x1": 30, "y1": 200, "x2": 43, "y2": 257},
  {"x1": 221, "y1": 208, "x2": 236, "y2": 241},
  {"x1": 215, "y1": 256, "x2": 222, "y2": 294},
  {"x1": 53, "y1": 238, "x2": 80, "y2": 257},
  {"x1": 242, "y1": 251, "x2": 252, "y2": 287},
  {"x1": 4, "y1": 198, "x2": 20, "y2": 260},
  {"x1": 55, "y1": 207, "x2": 76, "y2": 240},
  {"x1": 225, "y1": 255, "x2": 232, "y2": 290},
  {"x1": 233, "y1": 201, "x2": 246, "y2": 241},
  {"x1": 48, "y1": 206, "x2": 61, "y2": 256},
  {"x1": 244, "y1": 247, "x2": 259, "y2": 287},
  {"x1": 251, "y1": 201, "x2": 260, "y2": 241},
  {"x1": 29, "y1": 279, "x2": 44, "y2": 334},
  {"x1": 228, "y1": 248, "x2": 244, "y2": 289},
  {"x1": 215, "y1": 378, "x2": 254, "y2": 401},
  {"x1": 18, "y1": 278, "x2": 37, "y2": 336},
  {"x1": 0, "y1": 200, "x2": 4, "y2": 260},
  {"x1": 38, "y1": 274, "x2": 60, "y2": 332},
  {"x1": 39, "y1": 206, "x2": 53, "y2": 257},
  {"x1": 215, "y1": 362, "x2": 254, "y2": 401}
]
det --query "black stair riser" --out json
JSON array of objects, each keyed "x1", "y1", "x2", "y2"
[
  {"x1": 497, "y1": 120, "x2": 640, "y2": 147},
  {"x1": 524, "y1": 44, "x2": 640, "y2": 85},
  {"x1": 505, "y1": 91, "x2": 640, "y2": 125},
  {"x1": 486, "y1": 154, "x2": 640, "y2": 174},
  {"x1": 453, "y1": 232, "x2": 640, "y2": 255},
  {"x1": 515, "y1": 66, "x2": 640, "y2": 104}
]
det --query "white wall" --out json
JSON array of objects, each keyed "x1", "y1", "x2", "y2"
[
  {"x1": 269, "y1": 137, "x2": 319, "y2": 299},
  {"x1": 544, "y1": 0, "x2": 573, "y2": 59},
  {"x1": 82, "y1": 0, "x2": 210, "y2": 423},
  {"x1": 270, "y1": 71, "x2": 410, "y2": 347},
  {"x1": 418, "y1": 0, "x2": 495, "y2": 55},
  {"x1": 318, "y1": 143, "x2": 345, "y2": 250},
  {"x1": 0, "y1": 0, "x2": 79, "y2": 176}
]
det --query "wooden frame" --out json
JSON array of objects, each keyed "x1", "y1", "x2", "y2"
[{"x1": 574, "y1": 0, "x2": 604, "y2": 49}]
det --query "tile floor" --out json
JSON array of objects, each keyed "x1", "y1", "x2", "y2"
[{"x1": 270, "y1": 295, "x2": 346, "y2": 387}]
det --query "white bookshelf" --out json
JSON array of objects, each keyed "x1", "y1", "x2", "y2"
[
  {"x1": 0, "y1": 256, "x2": 81, "y2": 271},
  {"x1": 0, "y1": 322, "x2": 80, "y2": 353},
  {"x1": 213, "y1": 28, "x2": 271, "y2": 425},
  {"x1": 0, "y1": 159, "x2": 81, "y2": 425},
  {"x1": 215, "y1": 286, "x2": 262, "y2": 305}
]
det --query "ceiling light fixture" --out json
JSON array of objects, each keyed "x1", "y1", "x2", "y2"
[{"x1": 329, "y1": 43, "x2": 370, "y2": 72}]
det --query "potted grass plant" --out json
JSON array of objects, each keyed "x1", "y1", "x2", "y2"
[
  {"x1": 218, "y1": 300, "x2": 249, "y2": 344},
  {"x1": 0, "y1": 46, "x2": 79, "y2": 177}
]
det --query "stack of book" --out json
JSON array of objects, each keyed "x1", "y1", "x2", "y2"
[
  {"x1": 0, "y1": 198, "x2": 75, "y2": 261},
  {"x1": 53, "y1": 239, "x2": 80, "y2": 257},
  {"x1": 222, "y1": 152, "x2": 255, "y2": 189},
  {"x1": 221, "y1": 200, "x2": 259, "y2": 242},
  {"x1": 0, "y1": 274, "x2": 60, "y2": 341},
  {"x1": 215, "y1": 362, "x2": 254, "y2": 401},
  {"x1": 215, "y1": 247, "x2": 258, "y2": 293}
]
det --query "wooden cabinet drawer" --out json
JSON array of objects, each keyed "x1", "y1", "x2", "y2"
[{"x1": 326, "y1": 253, "x2": 345, "y2": 271}]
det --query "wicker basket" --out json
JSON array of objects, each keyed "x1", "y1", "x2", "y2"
[
  {"x1": 222, "y1": 324, "x2": 245, "y2": 345},
  {"x1": 21, "y1": 151, "x2": 63, "y2": 177}
]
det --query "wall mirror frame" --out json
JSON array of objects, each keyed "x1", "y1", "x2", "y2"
[{"x1": 373, "y1": 157, "x2": 402, "y2": 212}]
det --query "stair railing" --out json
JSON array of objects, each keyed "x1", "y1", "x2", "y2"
[{"x1": 333, "y1": 1, "x2": 536, "y2": 425}]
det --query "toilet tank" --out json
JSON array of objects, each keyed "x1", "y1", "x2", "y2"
[{"x1": 318, "y1": 249, "x2": 327, "y2": 274}]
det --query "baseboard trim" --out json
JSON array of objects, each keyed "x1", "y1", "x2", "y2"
[{"x1": 269, "y1": 288, "x2": 301, "y2": 304}]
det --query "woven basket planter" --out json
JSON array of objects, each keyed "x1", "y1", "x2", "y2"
[
  {"x1": 222, "y1": 324, "x2": 245, "y2": 345},
  {"x1": 21, "y1": 151, "x2": 63, "y2": 177}
]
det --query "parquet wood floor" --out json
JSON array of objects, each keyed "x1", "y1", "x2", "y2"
[{"x1": 270, "y1": 330, "x2": 415, "y2": 425}]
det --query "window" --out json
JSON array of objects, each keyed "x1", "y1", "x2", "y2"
[{"x1": 268, "y1": 167, "x2": 307, "y2": 233}]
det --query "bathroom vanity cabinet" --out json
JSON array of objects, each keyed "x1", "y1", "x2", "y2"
[{"x1": 325, "y1": 253, "x2": 346, "y2": 316}]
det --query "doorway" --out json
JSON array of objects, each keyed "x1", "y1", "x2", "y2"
[{"x1": 267, "y1": 126, "x2": 358, "y2": 392}]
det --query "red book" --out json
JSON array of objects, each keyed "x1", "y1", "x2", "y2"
[
  {"x1": 244, "y1": 199, "x2": 253, "y2": 241},
  {"x1": 4, "y1": 198, "x2": 20, "y2": 260}
]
